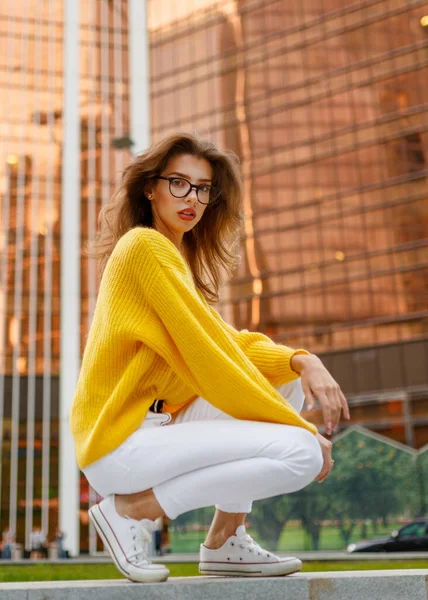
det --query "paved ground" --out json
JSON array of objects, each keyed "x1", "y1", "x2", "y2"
[{"x1": 1, "y1": 569, "x2": 428, "y2": 600}]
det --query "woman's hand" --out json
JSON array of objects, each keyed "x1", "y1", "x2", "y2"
[
  {"x1": 315, "y1": 432, "x2": 334, "y2": 483},
  {"x1": 290, "y1": 353, "x2": 350, "y2": 434}
]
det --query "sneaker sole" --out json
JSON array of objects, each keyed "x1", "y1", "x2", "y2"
[
  {"x1": 199, "y1": 558, "x2": 302, "y2": 577},
  {"x1": 88, "y1": 504, "x2": 169, "y2": 583}
]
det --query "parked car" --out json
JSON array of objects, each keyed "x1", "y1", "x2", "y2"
[{"x1": 347, "y1": 519, "x2": 428, "y2": 552}]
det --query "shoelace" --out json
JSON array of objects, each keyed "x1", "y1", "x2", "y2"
[
  {"x1": 127, "y1": 521, "x2": 154, "y2": 565},
  {"x1": 237, "y1": 532, "x2": 271, "y2": 558}
]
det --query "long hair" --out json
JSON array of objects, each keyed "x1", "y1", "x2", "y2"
[{"x1": 86, "y1": 132, "x2": 244, "y2": 303}]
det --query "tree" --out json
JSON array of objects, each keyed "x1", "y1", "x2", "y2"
[
  {"x1": 328, "y1": 429, "x2": 417, "y2": 546},
  {"x1": 416, "y1": 447, "x2": 428, "y2": 516},
  {"x1": 287, "y1": 482, "x2": 333, "y2": 550},
  {"x1": 250, "y1": 495, "x2": 294, "y2": 549}
]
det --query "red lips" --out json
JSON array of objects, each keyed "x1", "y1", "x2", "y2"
[{"x1": 178, "y1": 208, "x2": 196, "y2": 217}]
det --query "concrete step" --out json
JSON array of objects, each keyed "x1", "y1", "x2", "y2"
[{"x1": 1, "y1": 570, "x2": 428, "y2": 600}]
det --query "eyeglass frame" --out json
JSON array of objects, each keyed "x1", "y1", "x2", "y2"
[{"x1": 152, "y1": 175, "x2": 221, "y2": 205}]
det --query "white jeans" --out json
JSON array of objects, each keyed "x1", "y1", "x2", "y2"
[{"x1": 83, "y1": 379, "x2": 323, "y2": 519}]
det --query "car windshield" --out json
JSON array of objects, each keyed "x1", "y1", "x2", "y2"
[{"x1": 398, "y1": 522, "x2": 428, "y2": 538}]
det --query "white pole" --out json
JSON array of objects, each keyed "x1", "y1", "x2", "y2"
[
  {"x1": 59, "y1": 0, "x2": 81, "y2": 557},
  {"x1": 86, "y1": 0, "x2": 99, "y2": 556},
  {"x1": 128, "y1": 0, "x2": 151, "y2": 154},
  {"x1": 113, "y1": 0, "x2": 125, "y2": 176},
  {"x1": 128, "y1": 0, "x2": 151, "y2": 554}
]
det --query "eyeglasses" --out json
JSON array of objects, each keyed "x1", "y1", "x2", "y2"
[{"x1": 154, "y1": 176, "x2": 221, "y2": 205}]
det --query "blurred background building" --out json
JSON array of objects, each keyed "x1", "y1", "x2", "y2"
[{"x1": 0, "y1": 0, "x2": 427, "y2": 555}]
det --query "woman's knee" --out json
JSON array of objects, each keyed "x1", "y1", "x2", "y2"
[
  {"x1": 276, "y1": 428, "x2": 323, "y2": 486},
  {"x1": 298, "y1": 429, "x2": 324, "y2": 483}
]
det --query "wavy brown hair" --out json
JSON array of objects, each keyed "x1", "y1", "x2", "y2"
[{"x1": 87, "y1": 132, "x2": 244, "y2": 303}]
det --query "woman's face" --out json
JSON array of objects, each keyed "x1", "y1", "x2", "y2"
[{"x1": 147, "y1": 153, "x2": 212, "y2": 252}]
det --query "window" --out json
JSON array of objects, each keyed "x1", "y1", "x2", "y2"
[{"x1": 398, "y1": 522, "x2": 427, "y2": 538}]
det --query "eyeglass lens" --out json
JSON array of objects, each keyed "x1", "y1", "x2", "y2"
[{"x1": 169, "y1": 178, "x2": 218, "y2": 204}]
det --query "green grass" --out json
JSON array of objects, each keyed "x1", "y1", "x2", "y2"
[
  {"x1": 0, "y1": 563, "x2": 198, "y2": 582},
  {"x1": 170, "y1": 522, "x2": 403, "y2": 553},
  {"x1": 0, "y1": 561, "x2": 427, "y2": 583}
]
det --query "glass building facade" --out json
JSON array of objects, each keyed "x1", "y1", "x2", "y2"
[
  {"x1": 148, "y1": 0, "x2": 428, "y2": 448},
  {"x1": 0, "y1": 0, "x2": 427, "y2": 554},
  {"x1": 0, "y1": 0, "x2": 131, "y2": 554}
]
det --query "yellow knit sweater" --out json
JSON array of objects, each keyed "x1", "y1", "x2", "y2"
[{"x1": 70, "y1": 227, "x2": 318, "y2": 469}]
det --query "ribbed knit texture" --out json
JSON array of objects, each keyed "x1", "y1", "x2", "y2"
[{"x1": 70, "y1": 227, "x2": 318, "y2": 469}]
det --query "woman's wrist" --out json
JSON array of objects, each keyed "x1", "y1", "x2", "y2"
[{"x1": 290, "y1": 352, "x2": 320, "y2": 374}]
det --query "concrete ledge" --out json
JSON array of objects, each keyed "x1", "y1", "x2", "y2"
[{"x1": 1, "y1": 570, "x2": 427, "y2": 600}]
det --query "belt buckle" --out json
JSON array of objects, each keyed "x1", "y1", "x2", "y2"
[{"x1": 153, "y1": 399, "x2": 164, "y2": 413}]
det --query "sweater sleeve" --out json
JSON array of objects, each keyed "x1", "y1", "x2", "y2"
[
  {"x1": 202, "y1": 300, "x2": 311, "y2": 387},
  {"x1": 117, "y1": 228, "x2": 317, "y2": 435}
]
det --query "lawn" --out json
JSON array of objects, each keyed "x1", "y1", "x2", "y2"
[
  {"x1": 170, "y1": 522, "x2": 402, "y2": 553},
  {"x1": 1, "y1": 561, "x2": 427, "y2": 583}
]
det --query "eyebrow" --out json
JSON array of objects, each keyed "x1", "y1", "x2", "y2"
[{"x1": 167, "y1": 171, "x2": 212, "y2": 183}]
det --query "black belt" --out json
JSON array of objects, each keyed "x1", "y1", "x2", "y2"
[{"x1": 149, "y1": 399, "x2": 165, "y2": 413}]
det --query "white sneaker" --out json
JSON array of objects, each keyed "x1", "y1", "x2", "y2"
[
  {"x1": 88, "y1": 495, "x2": 169, "y2": 583},
  {"x1": 199, "y1": 525, "x2": 302, "y2": 577}
]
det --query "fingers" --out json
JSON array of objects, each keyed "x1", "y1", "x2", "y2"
[
  {"x1": 316, "y1": 464, "x2": 333, "y2": 483},
  {"x1": 316, "y1": 454, "x2": 334, "y2": 483},
  {"x1": 316, "y1": 391, "x2": 332, "y2": 433},
  {"x1": 302, "y1": 382, "x2": 316, "y2": 411},
  {"x1": 315, "y1": 457, "x2": 329, "y2": 482},
  {"x1": 334, "y1": 387, "x2": 344, "y2": 429},
  {"x1": 314, "y1": 434, "x2": 333, "y2": 482},
  {"x1": 315, "y1": 385, "x2": 346, "y2": 434},
  {"x1": 316, "y1": 389, "x2": 339, "y2": 434},
  {"x1": 315, "y1": 457, "x2": 334, "y2": 482},
  {"x1": 340, "y1": 389, "x2": 351, "y2": 420},
  {"x1": 301, "y1": 364, "x2": 351, "y2": 431}
]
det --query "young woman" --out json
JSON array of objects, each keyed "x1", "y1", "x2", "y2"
[{"x1": 70, "y1": 133, "x2": 350, "y2": 583}]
